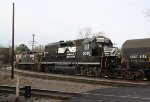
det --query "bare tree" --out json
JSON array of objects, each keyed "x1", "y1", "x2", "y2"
[
  {"x1": 93, "y1": 32, "x2": 107, "y2": 38},
  {"x1": 78, "y1": 27, "x2": 92, "y2": 39},
  {"x1": 34, "y1": 45, "x2": 45, "y2": 52},
  {"x1": 146, "y1": 9, "x2": 150, "y2": 17},
  {"x1": 77, "y1": 27, "x2": 107, "y2": 39}
]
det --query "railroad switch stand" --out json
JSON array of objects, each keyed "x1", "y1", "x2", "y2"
[{"x1": 23, "y1": 86, "x2": 31, "y2": 98}]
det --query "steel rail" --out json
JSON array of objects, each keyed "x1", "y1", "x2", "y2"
[
  {"x1": 14, "y1": 69, "x2": 150, "y2": 87},
  {"x1": 0, "y1": 85, "x2": 76, "y2": 99},
  {"x1": 0, "y1": 67, "x2": 149, "y2": 87}
]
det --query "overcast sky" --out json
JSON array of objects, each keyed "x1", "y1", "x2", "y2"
[{"x1": 0, "y1": 0, "x2": 150, "y2": 48}]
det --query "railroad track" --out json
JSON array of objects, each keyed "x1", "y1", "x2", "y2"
[
  {"x1": 1, "y1": 67, "x2": 150, "y2": 87},
  {"x1": 0, "y1": 85, "x2": 76, "y2": 100}
]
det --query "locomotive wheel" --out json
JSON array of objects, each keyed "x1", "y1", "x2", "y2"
[
  {"x1": 80, "y1": 66, "x2": 87, "y2": 76},
  {"x1": 51, "y1": 65, "x2": 55, "y2": 73},
  {"x1": 146, "y1": 76, "x2": 150, "y2": 80},
  {"x1": 36, "y1": 65, "x2": 41, "y2": 72},
  {"x1": 45, "y1": 65, "x2": 51, "y2": 73},
  {"x1": 108, "y1": 72, "x2": 115, "y2": 78},
  {"x1": 95, "y1": 71, "x2": 100, "y2": 77},
  {"x1": 121, "y1": 71, "x2": 127, "y2": 79},
  {"x1": 26, "y1": 65, "x2": 29, "y2": 70},
  {"x1": 90, "y1": 67, "x2": 95, "y2": 76},
  {"x1": 81, "y1": 69, "x2": 87, "y2": 76},
  {"x1": 75, "y1": 66, "x2": 81, "y2": 74},
  {"x1": 121, "y1": 71, "x2": 135, "y2": 80},
  {"x1": 134, "y1": 70, "x2": 144, "y2": 80},
  {"x1": 93, "y1": 67, "x2": 100, "y2": 77},
  {"x1": 15, "y1": 64, "x2": 18, "y2": 69},
  {"x1": 145, "y1": 73, "x2": 150, "y2": 80},
  {"x1": 126, "y1": 72, "x2": 135, "y2": 80},
  {"x1": 24, "y1": 65, "x2": 27, "y2": 70},
  {"x1": 18, "y1": 65, "x2": 22, "y2": 69},
  {"x1": 44, "y1": 65, "x2": 47, "y2": 72},
  {"x1": 31, "y1": 65, "x2": 35, "y2": 71}
]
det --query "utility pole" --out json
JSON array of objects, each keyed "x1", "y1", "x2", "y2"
[
  {"x1": 29, "y1": 34, "x2": 37, "y2": 51},
  {"x1": 32, "y1": 34, "x2": 35, "y2": 51},
  {"x1": 113, "y1": 43, "x2": 117, "y2": 47},
  {"x1": 11, "y1": 2, "x2": 15, "y2": 79}
]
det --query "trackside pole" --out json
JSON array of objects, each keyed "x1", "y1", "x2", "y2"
[
  {"x1": 11, "y1": 2, "x2": 15, "y2": 79},
  {"x1": 16, "y1": 76, "x2": 20, "y2": 101}
]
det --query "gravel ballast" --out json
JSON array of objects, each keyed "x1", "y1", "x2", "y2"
[{"x1": 0, "y1": 70, "x2": 113, "y2": 101}]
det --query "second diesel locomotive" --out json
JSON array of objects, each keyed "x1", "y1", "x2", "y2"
[{"x1": 16, "y1": 36, "x2": 120, "y2": 77}]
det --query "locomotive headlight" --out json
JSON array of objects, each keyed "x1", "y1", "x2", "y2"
[{"x1": 96, "y1": 38, "x2": 105, "y2": 42}]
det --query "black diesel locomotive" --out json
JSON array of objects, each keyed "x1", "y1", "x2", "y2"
[{"x1": 16, "y1": 36, "x2": 120, "y2": 77}]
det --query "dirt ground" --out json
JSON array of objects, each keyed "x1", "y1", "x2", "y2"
[{"x1": 0, "y1": 70, "x2": 112, "y2": 102}]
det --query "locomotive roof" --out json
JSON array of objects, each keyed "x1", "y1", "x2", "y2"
[
  {"x1": 46, "y1": 36, "x2": 111, "y2": 47},
  {"x1": 122, "y1": 38, "x2": 150, "y2": 49}
]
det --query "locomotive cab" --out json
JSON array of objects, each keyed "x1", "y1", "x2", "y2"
[
  {"x1": 77, "y1": 36, "x2": 119, "y2": 77},
  {"x1": 80, "y1": 36, "x2": 105, "y2": 62}
]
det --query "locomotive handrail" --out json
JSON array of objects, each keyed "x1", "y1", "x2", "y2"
[
  {"x1": 36, "y1": 56, "x2": 42, "y2": 69},
  {"x1": 101, "y1": 52, "x2": 105, "y2": 69},
  {"x1": 105, "y1": 56, "x2": 108, "y2": 68}
]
